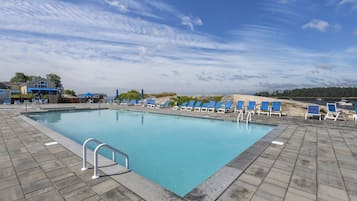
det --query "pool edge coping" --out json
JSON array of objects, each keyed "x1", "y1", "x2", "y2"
[{"x1": 21, "y1": 108, "x2": 286, "y2": 201}]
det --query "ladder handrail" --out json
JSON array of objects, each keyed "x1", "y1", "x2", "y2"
[
  {"x1": 92, "y1": 143, "x2": 129, "y2": 179},
  {"x1": 82, "y1": 138, "x2": 103, "y2": 171}
]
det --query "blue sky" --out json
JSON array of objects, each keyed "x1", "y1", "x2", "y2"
[{"x1": 0, "y1": 0, "x2": 356, "y2": 95}]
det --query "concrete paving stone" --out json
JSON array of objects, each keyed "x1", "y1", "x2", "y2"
[
  {"x1": 54, "y1": 150, "x2": 74, "y2": 159},
  {"x1": 285, "y1": 187, "x2": 316, "y2": 201},
  {"x1": 24, "y1": 186, "x2": 55, "y2": 199},
  {"x1": 39, "y1": 160, "x2": 65, "y2": 172},
  {"x1": 317, "y1": 171, "x2": 345, "y2": 189},
  {"x1": 59, "y1": 181, "x2": 87, "y2": 196},
  {"x1": 59, "y1": 155, "x2": 82, "y2": 167},
  {"x1": 22, "y1": 178, "x2": 52, "y2": 194},
  {"x1": 293, "y1": 165, "x2": 316, "y2": 180},
  {"x1": 25, "y1": 190, "x2": 64, "y2": 201},
  {"x1": 238, "y1": 173, "x2": 263, "y2": 187},
  {"x1": 340, "y1": 168, "x2": 357, "y2": 181},
  {"x1": 17, "y1": 167, "x2": 47, "y2": 185},
  {"x1": 318, "y1": 184, "x2": 350, "y2": 201},
  {"x1": 46, "y1": 145, "x2": 66, "y2": 154},
  {"x1": 254, "y1": 157, "x2": 275, "y2": 168},
  {"x1": 62, "y1": 186, "x2": 96, "y2": 201},
  {"x1": 264, "y1": 168, "x2": 291, "y2": 187},
  {"x1": 91, "y1": 178, "x2": 120, "y2": 195},
  {"x1": 100, "y1": 187, "x2": 131, "y2": 201},
  {"x1": 83, "y1": 195, "x2": 105, "y2": 201},
  {"x1": 257, "y1": 181, "x2": 287, "y2": 198},
  {"x1": 250, "y1": 193, "x2": 282, "y2": 201},
  {"x1": 245, "y1": 164, "x2": 270, "y2": 179},
  {"x1": 13, "y1": 157, "x2": 38, "y2": 172},
  {"x1": 26, "y1": 144, "x2": 46, "y2": 154},
  {"x1": 0, "y1": 154, "x2": 10, "y2": 162},
  {"x1": 46, "y1": 168, "x2": 75, "y2": 182},
  {"x1": 0, "y1": 185, "x2": 24, "y2": 201},
  {"x1": 217, "y1": 180, "x2": 257, "y2": 201},
  {"x1": 54, "y1": 175, "x2": 84, "y2": 190},
  {"x1": 31, "y1": 151, "x2": 56, "y2": 163},
  {"x1": 0, "y1": 175, "x2": 19, "y2": 190},
  {"x1": 290, "y1": 175, "x2": 316, "y2": 194}
]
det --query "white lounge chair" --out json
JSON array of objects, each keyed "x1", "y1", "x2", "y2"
[
  {"x1": 324, "y1": 103, "x2": 341, "y2": 121},
  {"x1": 305, "y1": 105, "x2": 321, "y2": 120},
  {"x1": 270, "y1": 102, "x2": 282, "y2": 117},
  {"x1": 218, "y1": 100, "x2": 233, "y2": 113},
  {"x1": 258, "y1": 101, "x2": 270, "y2": 116}
]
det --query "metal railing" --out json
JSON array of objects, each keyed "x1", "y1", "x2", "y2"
[
  {"x1": 81, "y1": 138, "x2": 103, "y2": 171},
  {"x1": 92, "y1": 143, "x2": 129, "y2": 179},
  {"x1": 236, "y1": 111, "x2": 244, "y2": 122},
  {"x1": 81, "y1": 138, "x2": 129, "y2": 179},
  {"x1": 246, "y1": 111, "x2": 253, "y2": 124}
]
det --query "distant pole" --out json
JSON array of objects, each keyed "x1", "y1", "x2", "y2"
[
  {"x1": 115, "y1": 89, "x2": 119, "y2": 99},
  {"x1": 141, "y1": 89, "x2": 144, "y2": 99}
]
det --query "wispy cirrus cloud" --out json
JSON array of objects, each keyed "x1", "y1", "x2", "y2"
[
  {"x1": 353, "y1": 29, "x2": 357, "y2": 35},
  {"x1": 181, "y1": 16, "x2": 203, "y2": 31},
  {"x1": 302, "y1": 19, "x2": 330, "y2": 32},
  {"x1": 338, "y1": 0, "x2": 357, "y2": 9}
]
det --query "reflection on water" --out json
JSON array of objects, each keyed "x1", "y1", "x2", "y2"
[{"x1": 141, "y1": 113, "x2": 144, "y2": 125}]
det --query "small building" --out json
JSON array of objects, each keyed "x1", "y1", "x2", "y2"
[
  {"x1": 0, "y1": 82, "x2": 11, "y2": 104},
  {"x1": 2, "y1": 82, "x2": 22, "y2": 94},
  {"x1": 20, "y1": 77, "x2": 58, "y2": 95}
]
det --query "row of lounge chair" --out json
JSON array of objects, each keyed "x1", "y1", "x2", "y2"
[
  {"x1": 171, "y1": 100, "x2": 283, "y2": 116},
  {"x1": 172, "y1": 100, "x2": 233, "y2": 113}
]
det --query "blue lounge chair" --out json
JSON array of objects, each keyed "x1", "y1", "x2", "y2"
[
  {"x1": 180, "y1": 102, "x2": 188, "y2": 111},
  {"x1": 209, "y1": 101, "x2": 222, "y2": 112},
  {"x1": 172, "y1": 101, "x2": 186, "y2": 110},
  {"x1": 246, "y1": 101, "x2": 256, "y2": 115},
  {"x1": 156, "y1": 100, "x2": 169, "y2": 109},
  {"x1": 185, "y1": 100, "x2": 195, "y2": 111},
  {"x1": 245, "y1": 101, "x2": 256, "y2": 121},
  {"x1": 207, "y1": 101, "x2": 216, "y2": 112},
  {"x1": 128, "y1": 99, "x2": 138, "y2": 106},
  {"x1": 193, "y1": 101, "x2": 202, "y2": 112},
  {"x1": 14, "y1": 100, "x2": 20, "y2": 105},
  {"x1": 324, "y1": 103, "x2": 341, "y2": 121},
  {"x1": 146, "y1": 99, "x2": 156, "y2": 107},
  {"x1": 200, "y1": 102, "x2": 209, "y2": 112},
  {"x1": 305, "y1": 105, "x2": 321, "y2": 120},
  {"x1": 258, "y1": 101, "x2": 270, "y2": 116},
  {"x1": 270, "y1": 102, "x2": 282, "y2": 117},
  {"x1": 218, "y1": 100, "x2": 233, "y2": 113},
  {"x1": 120, "y1": 99, "x2": 128, "y2": 105},
  {"x1": 234, "y1": 101, "x2": 244, "y2": 113}
]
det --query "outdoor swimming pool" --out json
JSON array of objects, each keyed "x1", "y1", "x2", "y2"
[{"x1": 29, "y1": 109, "x2": 274, "y2": 196}]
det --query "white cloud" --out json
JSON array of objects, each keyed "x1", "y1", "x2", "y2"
[
  {"x1": 181, "y1": 16, "x2": 203, "y2": 31},
  {"x1": 0, "y1": 0, "x2": 356, "y2": 95},
  {"x1": 302, "y1": 19, "x2": 330, "y2": 32},
  {"x1": 339, "y1": 0, "x2": 357, "y2": 8}
]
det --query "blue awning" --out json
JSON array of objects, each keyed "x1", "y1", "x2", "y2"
[{"x1": 28, "y1": 88, "x2": 57, "y2": 92}]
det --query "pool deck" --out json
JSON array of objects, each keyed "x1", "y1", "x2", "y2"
[{"x1": 1, "y1": 103, "x2": 357, "y2": 201}]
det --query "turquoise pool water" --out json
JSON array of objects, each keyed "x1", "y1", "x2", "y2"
[{"x1": 29, "y1": 109, "x2": 274, "y2": 196}]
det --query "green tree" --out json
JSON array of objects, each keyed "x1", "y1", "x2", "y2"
[
  {"x1": 64, "y1": 89, "x2": 76, "y2": 96},
  {"x1": 46, "y1": 73, "x2": 62, "y2": 88},
  {"x1": 10, "y1": 72, "x2": 28, "y2": 82},
  {"x1": 118, "y1": 90, "x2": 142, "y2": 100}
]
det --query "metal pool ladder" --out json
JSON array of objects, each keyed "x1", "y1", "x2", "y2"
[{"x1": 81, "y1": 138, "x2": 129, "y2": 179}]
